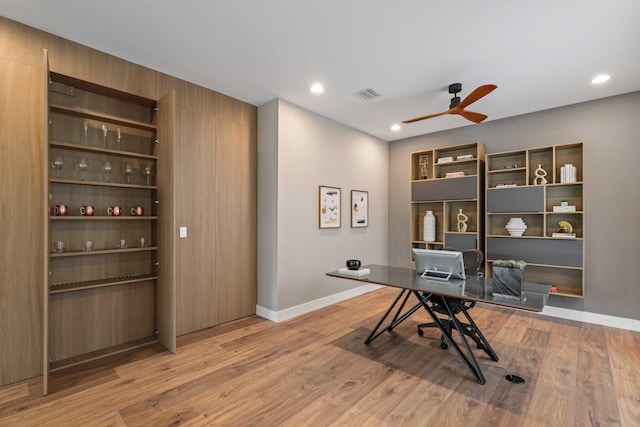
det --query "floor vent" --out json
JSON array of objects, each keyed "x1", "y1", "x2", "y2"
[{"x1": 353, "y1": 88, "x2": 382, "y2": 101}]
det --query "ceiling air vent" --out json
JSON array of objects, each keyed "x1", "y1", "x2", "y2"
[{"x1": 353, "y1": 88, "x2": 382, "y2": 101}]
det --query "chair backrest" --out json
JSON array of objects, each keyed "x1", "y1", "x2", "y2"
[{"x1": 443, "y1": 247, "x2": 484, "y2": 277}]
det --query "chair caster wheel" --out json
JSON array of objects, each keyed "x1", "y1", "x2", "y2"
[
  {"x1": 440, "y1": 342, "x2": 448, "y2": 350},
  {"x1": 417, "y1": 328, "x2": 424, "y2": 336}
]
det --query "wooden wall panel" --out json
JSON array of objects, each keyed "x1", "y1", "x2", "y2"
[
  {"x1": 49, "y1": 283, "x2": 155, "y2": 361},
  {"x1": 0, "y1": 57, "x2": 45, "y2": 385},
  {"x1": 214, "y1": 119, "x2": 257, "y2": 323},
  {"x1": 0, "y1": 16, "x2": 257, "y2": 386}
]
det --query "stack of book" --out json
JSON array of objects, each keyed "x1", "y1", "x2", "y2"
[
  {"x1": 338, "y1": 267, "x2": 371, "y2": 277},
  {"x1": 445, "y1": 171, "x2": 465, "y2": 178},
  {"x1": 496, "y1": 182, "x2": 517, "y2": 188},
  {"x1": 552, "y1": 232, "x2": 576, "y2": 238},
  {"x1": 437, "y1": 156, "x2": 454, "y2": 164},
  {"x1": 560, "y1": 164, "x2": 577, "y2": 183}
]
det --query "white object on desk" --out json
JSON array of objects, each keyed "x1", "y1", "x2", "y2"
[{"x1": 338, "y1": 268, "x2": 371, "y2": 277}]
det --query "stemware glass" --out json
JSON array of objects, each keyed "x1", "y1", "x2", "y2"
[
  {"x1": 101, "y1": 125, "x2": 108, "y2": 148},
  {"x1": 124, "y1": 163, "x2": 133, "y2": 184},
  {"x1": 116, "y1": 128, "x2": 122, "y2": 151},
  {"x1": 103, "y1": 160, "x2": 113, "y2": 182},
  {"x1": 51, "y1": 155, "x2": 64, "y2": 179},
  {"x1": 143, "y1": 165, "x2": 153, "y2": 185},
  {"x1": 82, "y1": 121, "x2": 89, "y2": 145},
  {"x1": 77, "y1": 158, "x2": 89, "y2": 181}
]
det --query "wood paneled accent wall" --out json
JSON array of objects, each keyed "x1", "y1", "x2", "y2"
[{"x1": 0, "y1": 17, "x2": 257, "y2": 386}]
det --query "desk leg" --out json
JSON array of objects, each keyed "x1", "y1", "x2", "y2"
[
  {"x1": 454, "y1": 300, "x2": 499, "y2": 362},
  {"x1": 364, "y1": 289, "x2": 408, "y2": 344},
  {"x1": 414, "y1": 291, "x2": 487, "y2": 385},
  {"x1": 364, "y1": 289, "x2": 424, "y2": 344}
]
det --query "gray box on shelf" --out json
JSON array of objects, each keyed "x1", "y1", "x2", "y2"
[
  {"x1": 487, "y1": 186, "x2": 544, "y2": 212},
  {"x1": 412, "y1": 176, "x2": 478, "y2": 201}
]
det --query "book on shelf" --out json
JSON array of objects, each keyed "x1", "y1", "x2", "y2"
[
  {"x1": 496, "y1": 182, "x2": 517, "y2": 188},
  {"x1": 553, "y1": 205, "x2": 576, "y2": 212},
  {"x1": 437, "y1": 156, "x2": 454, "y2": 164},
  {"x1": 338, "y1": 267, "x2": 371, "y2": 276},
  {"x1": 456, "y1": 154, "x2": 474, "y2": 161},
  {"x1": 560, "y1": 164, "x2": 577, "y2": 183},
  {"x1": 445, "y1": 171, "x2": 466, "y2": 178},
  {"x1": 552, "y1": 232, "x2": 576, "y2": 238}
]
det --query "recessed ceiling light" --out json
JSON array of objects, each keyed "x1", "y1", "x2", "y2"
[
  {"x1": 390, "y1": 124, "x2": 401, "y2": 132},
  {"x1": 310, "y1": 83, "x2": 324, "y2": 94},
  {"x1": 591, "y1": 74, "x2": 611, "y2": 84}
]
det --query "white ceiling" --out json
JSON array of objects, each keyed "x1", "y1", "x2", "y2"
[{"x1": 2, "y1": 0, "x2": 639, "y2": 141}]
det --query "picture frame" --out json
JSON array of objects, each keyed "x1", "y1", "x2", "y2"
[
  {"x1": 318, "y1": 185, "x2": 341, "y2": 228},
  {"x1": 351, "y1": 190, "x2": 368, "y2": 228}
]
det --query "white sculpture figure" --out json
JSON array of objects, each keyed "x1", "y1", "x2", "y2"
[
  {"x1": 457, "y1": 208, "x2": 468, "y2": 232},
  {"x1": 533, "y1": 164, "x2": 547, "y2": 185}
]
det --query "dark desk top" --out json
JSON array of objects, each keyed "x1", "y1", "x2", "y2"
[{"x1": 327, "y1": 264, "x2": 551, "y2": 312}]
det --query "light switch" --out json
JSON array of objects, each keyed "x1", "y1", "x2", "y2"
[{"x1": 179, "y1": 226, "x2": 187, "y2": 238}]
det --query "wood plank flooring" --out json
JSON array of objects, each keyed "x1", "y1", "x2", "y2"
[{"x1": 1, "y1": 287, "x2": 639, "y2": 426}]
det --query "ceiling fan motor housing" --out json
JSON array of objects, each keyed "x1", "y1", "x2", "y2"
[
  {"x1": 448, "y1": 83, "x2": 462, "y2": 94},
  {"x1": 449, "y1": 83, "x2": 462, "y2": 108}
]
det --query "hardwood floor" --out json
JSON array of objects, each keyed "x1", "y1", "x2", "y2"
[{"x1": 1, "y1": 287, "x2": 639, "y2": 426}]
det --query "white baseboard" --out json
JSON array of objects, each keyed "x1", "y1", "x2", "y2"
[
  {"x1": 256, "y1": 283, "x2": 383, "y2": 323},
  {"x1": 257, "y1": 287, "x2": 640, "y2": 332},
  {"x1": 541, "y1": 305, "x2": 640, "y2": 332}
]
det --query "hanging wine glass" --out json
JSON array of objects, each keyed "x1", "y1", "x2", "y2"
[
  {"x1": 116, "y1": 128, "x2": 122, "y2": 151},
  {"x1": 82, "y1": 121, "x2": 89, "y2": 145},
  {"x1": 51, "y1": 155, "x2": 64, "y2": 179},
  {"x1": 77, "y1": 158, "x2": 89, "y2": 181},
  {"x1": 103, "y1": 160, "x2": 113, "y2": 182},
  {"x1": 143, "y1": 165, "x2": 153, "y2": 185},
  {"x1": 101, "y1": 125, "x2": 108, "y2": 148},
  {"x1": 124, "y1": 163, "x2": 133, "y2": 184}
]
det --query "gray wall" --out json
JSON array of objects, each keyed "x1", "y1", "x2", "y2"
[
  {"x1": 258, "y1": 99, "x2": 388, "y2": 313},
  {"x1": 389, "y1": 92, "x2": 640, "y2": 320}
]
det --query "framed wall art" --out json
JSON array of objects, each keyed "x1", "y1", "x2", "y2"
[
  {"x1": 318, "y1": 185, "x2": 341, "y2": 228},
  {"x1": 351, "y1": 190, "x2": 368, "y2": 228}
]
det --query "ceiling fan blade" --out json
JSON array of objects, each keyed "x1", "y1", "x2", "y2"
[
  {"x1": 457, "y1": 84, "x2": 497, "y2": 110},
  {"x1": 402, "y1": 110, "x2": 450, "y2": 124},
  {"x1": 456, "y1": 109, "x2": 488, "y2": 123}
]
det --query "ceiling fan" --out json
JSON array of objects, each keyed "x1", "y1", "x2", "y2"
[{"x1": 403, "y1": 83, "x2": 497, "y2": 124}]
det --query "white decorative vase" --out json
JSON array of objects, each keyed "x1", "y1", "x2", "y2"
[
  {"x1": 424, "y1": 211, "x2": 436, "y2": 242},
  {"x1": 505, "y1": 217, "x2": 527, "y2": 236}
]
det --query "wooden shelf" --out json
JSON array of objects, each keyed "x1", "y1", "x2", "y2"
[
  {"x1": 50, "y1": 141, "x2": 157, "y2": 160},
  {"x1": 50, "y1": 246, "x2": 158, "y2": 258},
  {"x1": 487, "y1": 234, "x2": 583, "y2": 241},
  {"x1": 44, "y1": 70, "x2": 167, "y2": 395},
  {"x1": 410, "y1": 142, "x2": 484, "y2": 254},
  {"x1": 50, "y1": 104, "x2": 156, "y2": 132},
  {"x1": 487, "y1": 212, "x2": 545, "y2": 215},
  {"x1": 485, "y1": 143, "x2": 584, "y2": 297},
  {"x1": 50, "y1": 178, "x2": 157, "y2": 190},
  {"x1": 50, "y1": 216, "x2": 157, "y2": 221},
  {"x1": 49, "y1": 336, "x2": 158, "y2": 371},
  {"x1": 487, "y1": 167, "x2": 527, "y2": 174},
  {"x1": 49, "y1": 273, "x2": 157, "y2": 294}
]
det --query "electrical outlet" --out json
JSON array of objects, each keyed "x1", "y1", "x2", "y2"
[{"x1": 179, "y1": 226, "x2": 187, "y2": 238}]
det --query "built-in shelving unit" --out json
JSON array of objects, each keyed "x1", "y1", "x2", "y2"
[
  {"x1": 44, "y1": 71, "x2": 174, "y2": 394},
  {"x1": 485, "y1": 142, "x2": 584, "y2": 297},
  {"x1": 410, "y1": 142, "x2": 485, "y2": 257}
]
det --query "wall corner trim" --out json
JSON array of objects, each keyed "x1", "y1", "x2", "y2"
[{"x1": 256, "y1": 284, "x2": 383, "y2": 323}]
